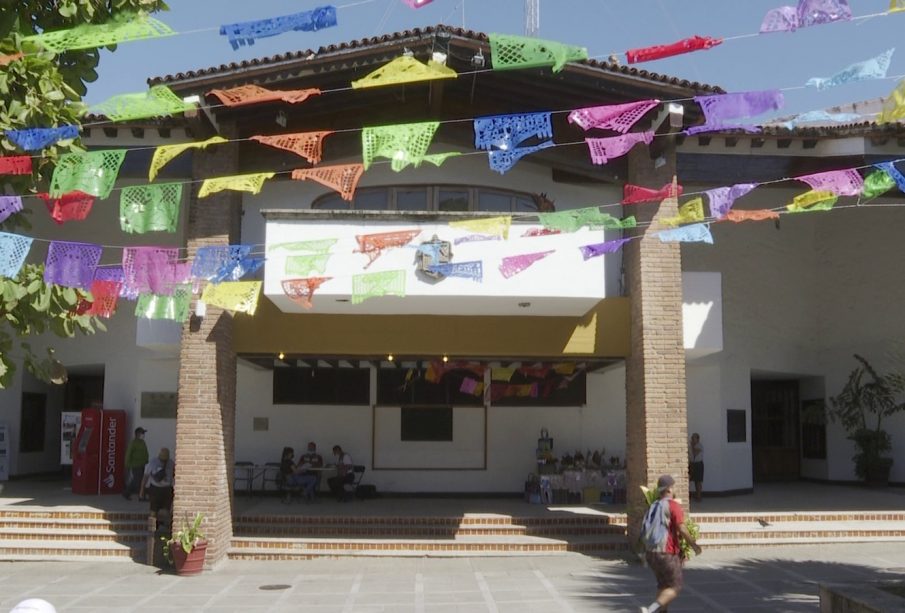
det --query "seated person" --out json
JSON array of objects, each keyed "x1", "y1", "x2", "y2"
[
  {"x1": 298, "y1": 441, "x2": 324, "y2": 491},
  {"x1": 327, "y1": 444, "x2": 355, "y2": 502},
  {"x1": 279, "y1": 446, "x2": 317, "y2": 503}
]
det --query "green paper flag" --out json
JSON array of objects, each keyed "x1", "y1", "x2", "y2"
[
  {"x1": 538, "y1": 209, "x2": 636, "y2": 233},
  {"x1": 90, "y1": 85, "x2": 195, "y2": 122},
  {"x1": 489, "y1": 33, "x2": 588, "y2": 72},
  {"x1": 22, "y1": 13, "x2": 175, "y2": 53},
  {"x1": 362, "y1": 121, "x2": 439, "y2": 171},
  {"x1": 135, "y1": 285, "x2": 191, "y2": 322},
  {"x1": 352, "y1": 270, "x2": 406, "y2": 304},
  {"x1": 50, "y1": 149, "x2": 126, "y2": 199},
  {"x1": 862, "y1": 169, "x2": 896, "y2": 200},
  {"x1": 120, "y1": 183, "x2": 182, "y2": 234},
  {"x1": 285, "y1": 254, "x2": 331, "y2": 276},
  {"x1": 269, "y1": 238, "x2": 337, "y2": 254}
]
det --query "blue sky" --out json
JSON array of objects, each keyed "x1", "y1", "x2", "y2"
[{"x1": 86, "y1": 0, "x2": 903, "y2": 118}]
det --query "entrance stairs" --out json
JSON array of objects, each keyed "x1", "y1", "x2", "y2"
[
  {"x1": 0, "y1": 507, "x2": 902, "y2": 562},
  {"x1": 0, "y1": 508, "x2": 147, "y2": 561}
]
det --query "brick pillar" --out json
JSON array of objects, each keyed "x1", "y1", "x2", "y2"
[
  {"x1": 173, "y1": 126, "x2": 241, "y2": 566},
  {"x1": 624, "y1": 142, "x2": 689, "y2": 542}
]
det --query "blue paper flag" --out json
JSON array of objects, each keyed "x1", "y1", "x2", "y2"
[
  {"x1": 191, "y1": 245, "x2": 263, "y2": 283},
  {"x1": 657, "y1": 223, "x2": 713, "y2": 244},
  {"x1": 779, "y1": 110, "x2": 865, "y2": 129},
  {"x1": 0, "y1": 232, "x2": 33, "y2": 278},
  {"x1": 211, "y1": 257, "x2": 265, "y2": 283},
  {"x1": 474, "y1": 112, "x2": 553, "y2": 151},
  {"x1": 806, "y1": 49, "x2": 894, "y2": 91},
  {"x1": 488, "y1": 141, "x2": 555, "y2": 174},
  {"x1": 5, "y1": 125, "x2": 79, "y2": 151},
  {"x1": 874, "y1": 161, "x2": 905, "y2": 193},
  {"x1": 220, "y1": 6, "x2": 337, "y2": 50},
  {"x1": 427, "y1": 261, "x2": 483, "y2": 282}
]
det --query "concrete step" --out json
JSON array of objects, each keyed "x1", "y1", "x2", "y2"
[
  {"x1": 0, "y1": 539, "x2": 139, "y2": 561},
  {"x1": 0, "y1": 517, "x2": 147, "y2": 531},
  {"x1": 698, "y1": 520, "x2": 905, "y2": 543},
  {"x1": 233, "y1": 521, "x2": 625, "y2": 538},
  {"x1": 0, "y1": 527, "x2": 146, "y2": 542},
  {"x1": 691, "y1": 511, "x2": 905, "y2": 524}
]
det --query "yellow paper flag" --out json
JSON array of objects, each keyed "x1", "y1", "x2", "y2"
[
  {"x1": 352, "y1": 56, "x2": 457, "y2": 89},
  {"x1": 198, "y1": 172, "x2": 275, "y2": 198},
  {"x1": 491, "y1": 367, "x2": 516, "y2": 382},
  {"x1": 879, "y1": 79, "x2": 905, "y2": 124},
  {"x1": 149, "y1": 136, "x2": 227, "y2": 181},
  {"x1": 786, "y1": 190, "x2": 837, "y2": 213},
  {"x1": 663, "y1": 197, "x2": 705, "y2": 227},
  {"x1": 201, "y1": 281, "x2": 262, "y2": 315},
  {"x1": 449, "y1": 216, "x2": 512, "y2": 239},
  {"x1": 891, "y1": 0, "x2": 905, "y2": 12}
]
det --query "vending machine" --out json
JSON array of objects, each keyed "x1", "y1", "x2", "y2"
[{"x1": 72, "y1": 408, "x2": 126, "y2": 495}]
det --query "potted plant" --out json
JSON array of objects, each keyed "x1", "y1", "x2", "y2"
[
  {"x1": 828, "y1": 354, "x2": 905, "y2": 486},
  {"x1": 162, "y1": 512, "x2": 207, "y2": 576}
]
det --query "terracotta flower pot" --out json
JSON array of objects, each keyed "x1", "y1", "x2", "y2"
[{"x1": 170, "y1": 539, "x2": 207, "y2": 576}]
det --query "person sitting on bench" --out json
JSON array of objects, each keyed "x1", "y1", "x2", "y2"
[
  {"x1": 279, "y1": 447, "x2": 317, "y2": 503},
  {"x1": 327, "y1": 444, "x2": 355, "y2": 502}
]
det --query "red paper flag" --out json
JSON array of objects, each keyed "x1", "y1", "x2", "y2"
[
  {"x1": 626, "y1": 35, "x2": 723, "y2": 64},
  {"x1": 0, "y1": 156, "x2": 33, "y2": 175},
  {"x1": 208, "y1": 85, "x2": 321, "y2": 108},
  {"x1": 282, "y1": 277, "x2": 332, "y2": 309},
  {"x1": 37, "y1": 191, "x2": 95, "y2": 224},
  {"x1": 86, "y1": 280, "x2": 121, "y2": 318},
  {"x1": 622, "y1": 182, "x2": 683, "y2": 205}
]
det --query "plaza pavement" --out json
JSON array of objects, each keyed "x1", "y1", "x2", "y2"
[{"x1": 0, "y1": 542, "x2": 902, "y2": 612}]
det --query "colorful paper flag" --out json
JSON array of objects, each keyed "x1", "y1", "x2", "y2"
[
  {"x1": 488, "y1": 142, "x2": 555, "y2": 174},
  {"x1": 806, "y1": 49, "x2": 894, "y2": 90},
  {"x1": 878, "y1": 79, "x2": 905, "y2": 124},
  {"x1": 586, "y1": 131, "x2": 653, "y2": 165},
  {"x1": 657, "y1": 223, "x2": 713, "y2": 244},
  {"x1": 427, "y1": 261, "x2": 483, "y2": 282},
  {"x1": 626, "y1": 35, "x2": 722, "y2": 64},
  {"x1": 687, "y1": 90, "x2": 784, "y2": 135},
  {"x1": 705, "y1": 183, "x2": 758, "y2": 218},
  {"x1": 86, "y1": 280, "x2": 121, "y2": 318},
  {"x1": 722, "y1": 209, "x2": 780, "y2": 223},
  {"x1": 874, "y1": 161, "x2": 905, "y2": 192},
  {"x1": 250, "y1": 131, "x2": 333, "y2": 164},
  {"x1": 208, "y1": 85, "x2": 321, "y2": 107},
  {"x1": 5, "y1": 125, "x2": 79, "y2": 151},
  {"x1": 488, "y1": 33, "x2": 588, "y2": 72},
  {"x1": 89, "y1": 85, "x2": 195, "y2": 122},
  {"x1": 49, "y1": 150, "x2": 126, "y2": 199},
  {"x1": 219, "y1": 6, "x2": 337, "y2": 50},
  {"x1": 269, "y1": 239, "x2": 337, "y2": 253},
  {"x1": 861, "y1": 169, "x2": 897, "y2": 200},
  {"x1": 0, "y1": 156, "x2": 33, "y2": 175},
  {"x1": 282, "y1": 277, "x2": 332, "y2": 309},
  {"x1": 450, "y1": 216, "x2": 511, "y2": 240},
  {"x1": 198, "y1": 172, "x2": 274, "y2": 198},
  {"x1": 663, "y1": 197, "x2": 706, "y2": 227},
  {"x1": 0, "y1": 196, "x2": 23, "y2": 224},
  {"x1": 201, "y1": 281, "x2": 262, "y2": 314},
  {"x1": 22, "y1": 12, "x2": 174, "y2": 52},
  {"x1": 579, "y1": 239, "x2": 631, "y2": 259},
  {"x1": 797, "y1": 169, "x2": 863, "y2": 196},
  {"x1": 622, "y1": 182, "x2": 683, "y2": 205},
  {"x1": 135, "y1": 285, "x2": 191, "y2": 322},
  {"x1": 149, "y1": 136, "x2": 227, "y2": 182},
  {"x1": 568, "y1": 100, "x2": 660, "y2": 134},
  {"x1": 0, "y1": 232, "x2": 33, "y2": 278},
  {"x1": 44, "y1": 241, "x2": 102, "y2": 290},
  {"x1": 291, "y1": 164, "x2": 364, "y2": 201},
  {"x1": 285, "y1": 254, "x2": 331, "y2": 276},
  {"x1": 787, "y1": 190, "x2": 837, "y2": 212},
  {"x1": 362, "y1": 122, "x2": 439, "y2": 171},
  {"x1": 355, "y1": 229, "x2": 421, "y2": 268},
  {"x1": 120, "y1": 183, "x2": 182, "y2": 234},
  {"x1": 37, "y1": 191, "x2": 95, "y2": 224},
  {"x1": 499, "y1": 250, "x2": 554, "y2": 278},
  {"x1": 352, "y1": 56, "x2": 456, "y2": 89},
  {"x1": 351, "y1": 270, "x2": 406, "y2": 304}
]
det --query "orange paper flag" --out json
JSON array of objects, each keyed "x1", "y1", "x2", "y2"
[
  {"x1": 355, "y1": 229, "x2": 421, "y2": 268},
  {"x1": 282, "y1": 277, "x2": 332, "y2": 309},
  {"x1": 251, "y1": 131, "x2": 333, "y2": 164},
  {"x1": 0, "y1": 52, "x2": 23, "y2": 66},
  {"x1": 722, "y1": 209, "x2": 780, "y2": 223},
  {"x1": 291, "y1": 164, "x2": 364, "y2": 201},
  {"x1": 208, "y1": 85, "x2": 321, "y2": 108}
]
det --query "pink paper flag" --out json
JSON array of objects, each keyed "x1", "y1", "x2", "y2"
[
  {"x1": 499, "y1": 250, "x2": 555, "y2": 279},
  {"x1": 797, "y1": 169, "x2": 863, "y2": 196},
  {"x1": 586, "y1": 131, "x2": 653, "y2": 165},
  {"x1": 568, "y1": 100, "x2": 659, "y2": 134}
]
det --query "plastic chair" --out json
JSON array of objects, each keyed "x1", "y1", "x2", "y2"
[
  {"x1": 343, "y1": 465, "x2": 366, "y2": 500},
  {"x1": 260, "y1": 462, "x2": 282, "y2": 494}
]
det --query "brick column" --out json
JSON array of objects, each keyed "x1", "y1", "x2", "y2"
[
  {"x1": 173, "y1": 126, "x2": 241, "y2": 566},
  {"x1": 623, "y1": 142, "x2": 689, "y2": 542}
]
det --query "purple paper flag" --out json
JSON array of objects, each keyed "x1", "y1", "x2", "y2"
[
  {"x1": 579, "y1": 239, "x2": 631, "y2": 260},
  {"x1": 401, "y1": 0, "x2": 434, "y2": 7},
  {"x1": 499, "y1": 250, "x2": 555, "y2": 279},
  {"x1": 687, "y1": 90, "x2": 784, "y2": 135},
  {"x1": 760, "y1": 6, "x2": 799, "y2": 33},
  {"x1": 705, "y1": 183, "x2": 758, "y2": 218},
  {"x1": 44, "y1": 241, "x2": 103, "y2": 290},
  {"x1": 657, "y1": 223, "x2": 714, "y2": 244},
  {"x1": 586, "y1": 131, "x2": 653, "y2": 165},
  {"x1": 797, "y1": 169, "x2": 863, "y2": 196},
  {"x1": 122, "y1": 246, "x2": 182, "y2": 296},
  {"x1": 568, "y1": 100, "x2": 659, "y2": 134},
  {"x1": 798, "y1": 0, "x2": 851, "y2": 28},
  {"x1": 0, "y1": 196, "x2": 23, "y2": 223}
]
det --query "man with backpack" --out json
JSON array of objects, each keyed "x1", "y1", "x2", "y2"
[{"x1": 640, "y1": 474, "x2": 702, "y2": 613}]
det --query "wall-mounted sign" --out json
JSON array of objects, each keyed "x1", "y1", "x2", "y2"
[{"x1": 140, "y1": 392, "x2": 177, "y2": 419}]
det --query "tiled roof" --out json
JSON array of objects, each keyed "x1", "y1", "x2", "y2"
[{"x1": 148, "y1": 24, "x2": 722, "y2": 94}]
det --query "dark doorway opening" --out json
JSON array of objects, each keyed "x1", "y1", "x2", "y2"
[{"x1": 751, "y1": 380, "x2": 800, "y2": 482}]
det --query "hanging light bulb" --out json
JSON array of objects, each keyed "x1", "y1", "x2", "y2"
[
  {"x1": 442, "y1": 355, "x2": 449, "y2": 363},
  {"x1": 387, "y1": 354, "x2": 394, "y2": 362},
  {"x1": 278, "y1": 352, "x2": 285, "y2": 360}
]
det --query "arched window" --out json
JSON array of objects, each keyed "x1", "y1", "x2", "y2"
[{"x1": 312, "y1": 185, "x2": 540, "y2": 213}]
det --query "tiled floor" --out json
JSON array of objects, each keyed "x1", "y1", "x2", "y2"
[{"x1": 0, "y1": 543, "x2": 902, "y2": 612}]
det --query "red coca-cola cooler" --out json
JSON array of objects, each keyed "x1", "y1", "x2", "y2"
[{"x1": 72, "y1": 408, "x2": 126, "y2": 495}]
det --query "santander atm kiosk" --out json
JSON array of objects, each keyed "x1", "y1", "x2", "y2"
[{"x1": 72, "y1": 408, "x2": 126, "y2": 495}]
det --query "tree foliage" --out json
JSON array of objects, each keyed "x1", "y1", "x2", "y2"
[{"x1": 0, "y1": 1, "x2": 167, "y2": 387}]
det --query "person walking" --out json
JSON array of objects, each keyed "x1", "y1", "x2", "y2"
[
  {"x1": 122, "y1": 427, "x2": 148, "y2": 500},
  {"x1": 640, "y1": 474, "x2": 702, "y2": 613},
  {"x1": 689, "y1": 433, "x2": 704, "y2": 502},
  {"x1": 140, "y1": 447, "x2": 174, "y2": 518}
]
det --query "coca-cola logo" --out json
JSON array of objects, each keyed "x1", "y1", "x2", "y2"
[{"x1": 103, "y1": 417, "x2": 117, "y2": 488}]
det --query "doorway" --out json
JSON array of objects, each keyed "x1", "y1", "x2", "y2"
[{"x1": 751, "y1": 380, "x2": 800, "y2": 482}]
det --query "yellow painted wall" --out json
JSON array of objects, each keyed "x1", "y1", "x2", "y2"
[{"x1": 235, "y1": 297, "x2": 630, "y2": 358}]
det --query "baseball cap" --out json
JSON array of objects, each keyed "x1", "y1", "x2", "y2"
[
  {"x1": 135, "y1": 427, "x2": 147, "y2": 435},
  {"x1": 159, "y1": 447, "x2": 170, "y2": 460},
  {"x1": 657, "y1": 474, "x2": 675, "y2": 493}
]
